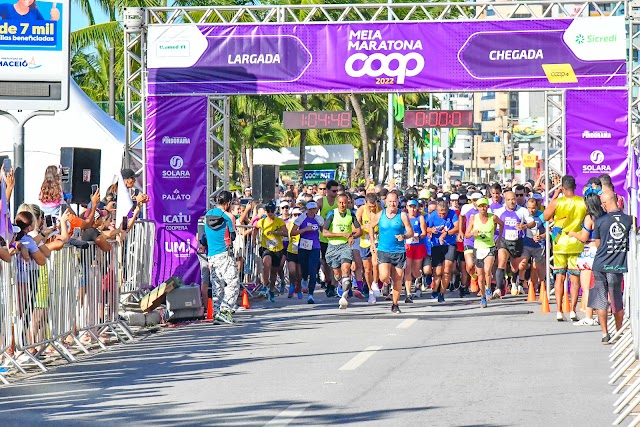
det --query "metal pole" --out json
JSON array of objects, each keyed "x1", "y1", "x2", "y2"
[
  {"x1": 429, "y1": 94, "x2": 433, "y2": 183},
  {"x1": 0, "y1": 110, "x2": 55, "y2": 212},
  {"x1": 387, "y1": 0, "x2": 394, "y2": 185}
]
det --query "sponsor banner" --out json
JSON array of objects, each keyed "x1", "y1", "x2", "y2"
[
  {"x1": 146, "y1": 96, "x2": 208, "y2": 285},
  {"x1": 566, "y1": 90, "x2": 628, "y2": 196},
  {"x1": 303, "y1": 170, "x2": 335, "y2": 184},
  {"x1": 147, "y1": 18, "x2": 626, "y2": 95}
]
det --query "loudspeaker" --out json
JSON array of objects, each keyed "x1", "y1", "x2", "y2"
[
  {"x1": 252, "y1": 165, "x2": 277, "y2": 202},
  {"x1": 60, "y1": 147, "x2": 101, "y2": 205}
]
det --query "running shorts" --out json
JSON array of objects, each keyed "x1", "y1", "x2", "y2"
[
  {"x1": 325, "y1": 243, "x2": 353, "y2": 269},
  {"x1": 405, "y1": 244, "x2": 427, "y2": 260},
  {"x1": 259, "y1": 247, "x2": 284, "y2": 267},
  {"x1": 431, "y1": 245, "x2": 456, "y2": 267},
  {"x1": 500, "y1": 238, "x2": 524, "y2": 258},
  {"x1": 589, "y1": 271, "x2": 624, "y2": 313},
  {"x1": 378, "y1": 250, "x2": 407, "y2": 269}
]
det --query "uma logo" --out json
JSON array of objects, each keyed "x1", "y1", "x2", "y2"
[
  {"x1": 165, "y1": 239, "x2": 191, "y2": 258},
  {"x1": 590, "y1": 150, "x2": 604, "y2": 165}
]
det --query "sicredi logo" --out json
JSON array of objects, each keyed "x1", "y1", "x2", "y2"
[
  {"x1": 590, "y1": 150, "x2": 604, "y2": 165},
  {"x1": 575, "y1": 33, "x2": 617, "y2": 44},
  {"x1": 162, "y1": 136, "x2": 190, "y2": 145}
]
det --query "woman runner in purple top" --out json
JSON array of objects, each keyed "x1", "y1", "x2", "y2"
[{"x1": 290, "y1": 201, "x2": 324, "y2": 304}]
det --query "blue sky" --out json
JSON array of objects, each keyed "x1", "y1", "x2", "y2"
[{"x1": 71, "y1": 1, "x2": 110, "y2": 32}]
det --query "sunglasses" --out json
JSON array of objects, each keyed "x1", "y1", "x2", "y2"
[
  {"x1": 318, "y1": 187, "x2": 326, "y2": 190},
  {"x1": 281, "y1": 206, "x2": 289, "y2": 209},
  {"x1": 515, "y1": 193, "x2": 525, "y2": 197}
]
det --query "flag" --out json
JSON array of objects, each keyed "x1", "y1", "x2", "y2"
[
  {"x1": 114, "y1": 173, "x2": 134, "y2": 229},
  {"x1": 432, "y1": 129, "x2": 441, "y2": 147},
  {"x1": 448, "y1": 128, "x2": 458, "y2": 147},
  {"x1": 393, "y1": 93, "x2": 405, "y2": 122}
]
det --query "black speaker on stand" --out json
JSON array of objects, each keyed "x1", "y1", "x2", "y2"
[
  {"x1": 60, "y1": 147, "x2": 101, "y2": 205},
  {"x1": 251, "y1": 165, "x2": 277, "y2": 202}
]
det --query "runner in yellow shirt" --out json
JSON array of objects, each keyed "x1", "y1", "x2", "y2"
[{"x1": 253, "y1": 202, "x2": 288, "y2": 303}]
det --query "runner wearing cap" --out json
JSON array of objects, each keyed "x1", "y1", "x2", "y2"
[
  {"x1": 352, "y1": 196, "x2": 367, "y2": 298},
  {"x1": 356, "y1": 193, "x2": 382, "y2": 304},
  {"x1": 404, "y1": 199, "x2": 427, "y2": 303},
  {"x1": 253, "y1": 201, "x2": 289, "y2": 303},
  {"x1": 317, "y1": 180, "x2": 340, "y2": 296},
  {"x1": 450, "y1": 193, "x2": 466, "y2": 296},
  {"x1": 465, "y1": 197, "x2": 504, "y2": 307},
  {"x1": 290, "y1": 201, "x2": 324, "y2": 304},
  {"x1": 460, "y1": 192, "x2": 482, "y2": 295},
  {"x1": 285, "y1": 207, "x2": 303, "y2": 299},
  {"x1": 427, "y1": 199, "x2": 459, "y2": 303},
  {"x1": 322, "y1": 193, "x2": 362, "y2": 309},
  {"x1": 367, "y1": 191, "x2": 414, "y2": 314},
  {"x1": 278, "y1": 200, "x2": 292, "y2": 293}
]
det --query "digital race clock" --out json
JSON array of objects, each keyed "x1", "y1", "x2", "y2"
[
  {"x1": 283, "y1": 111, "x2": 352, "y2": 129},
  {"x1": 403, "y1": 110, "x2": 474, "y2": 128}
]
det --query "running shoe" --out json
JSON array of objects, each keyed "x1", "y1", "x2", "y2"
[
  {"x1": 602, "y1": 333, "x2": 612, "y2": 345},
  {"x1": 431, "y1": 290, "x2": 439, "y2": 299},
  {"x1": 368, "y1": 293, "x2": 376, "y2": 304},
  {"x1": 339, "y1": 296, "x2": 349, "y2": 309},
  {"x1": 258, "y1": 289, "x2": 268, "y2": 298},
  {"x1": 485, "y1": 288, "x2": 492, "y2": 299},
  {"x1": 391, "y1": 303, "x2": 401, "y2": 314},
  {"x1": 372, "y1": 283, "x2": 381, "y2": 298},
  {"x1": 326, "y1": 285, "x2": 336, "y2": 298},
  {"x1": 308, "y1": 295, "x2": 315, "y2": 304},
  {"x1": 382, "y1": 284, "x2": 390, "y2": 297},
  {"x1": 573, "y1": 318, "x2": 595, "y2": 326},
  {"x1": 414, "y1": 289, "x2": 422, "y2": 298},
  {"x1": 459, "y1": 286, "x2": 466, "y2": 298},
  {"x1": 480, "y1": 297, "x2": 487, "y2": 308},
  {"x1": 437, "y1": 293, "x2": 445, "y2": 303},
  {"x1": 289, "y1": 283, "x2": 295, "y2": 295},
  {"x1": 492, "y1": 289, "x2": 502, "y2": 300},
  {"x1": 337, "y1": 285, "x2": 343, "y2": 297},
  {"x1": 269, "y1": 291, "x2": 276, "y2": 303},
  {"x1": 353, "y1": 290, "x2": 365, "y2": 299},
  {"x1": 215, "y1": 310, "x2": 236, "y2": 325},
  {"x1": 556, "y1": 312, "x2": 565, "y2": 322},
  {"x1": 405, "y1": 295, "x2": 414, "y2": 304},
  {"x1": 570, "y1": 311, "x2": 579, "y2": 322},
  {"x1": 287, "y1": 292, "x2": 293, "y2": 299},
  {"x1": 297, "y1": 292, "x2": 303, "y2": 299}
]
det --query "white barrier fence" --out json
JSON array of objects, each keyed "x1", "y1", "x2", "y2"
[{"x1": 0, "y1": 241, "x2": 133, "y2": 385}]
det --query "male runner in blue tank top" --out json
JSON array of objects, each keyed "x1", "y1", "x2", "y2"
[{"x1": 367, "y1": 191, "x2": 414, "y2": 314}]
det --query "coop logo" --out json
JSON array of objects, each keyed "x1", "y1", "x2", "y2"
[
  {"x1": 162, "y1": 156, "x2": 190, "y2": 179},
  {"x1": 162, "y1": 136, "x2": 191, "y2": 145},
  {"x1": 344, "y1": 29, "x2": 424, "y2": 84},
  {"x1": 162, "y1": 189, "x2": 191, "y2": 201},
  {"x1": 164, "y1": 239, "x2": 192, "y2": 258},
  {"x1": 163, "y1": 212, "x2": 192, "y2": 231},
  {"x1": 583, "y1": 150, "x2": 611, "y2": 174},
  {"x1": 582, "y1": 130, "x2": 612, "y2": 139}
]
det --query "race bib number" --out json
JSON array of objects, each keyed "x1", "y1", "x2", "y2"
[
  {"x1": 362, "y1": 234, "x2": 370, "y2": 244},
  {"x1": 292, "y1": 243, "x2": 299, "y2": 252},
  {"x1": 267, "y1": 238, "x2": 279, "y2": 250},
  {"x1": 505, "y1": 229, "x2": 518, "y2": 241},
  {"x1": 530, "y1": 227, "x2": 539, "y2": 237},
  {"x1": 405, "y1": 236, "x2": 419, "y2": 245},
  {"x1": 299, "y1": 238, "x2": 313, "y2": 250}
]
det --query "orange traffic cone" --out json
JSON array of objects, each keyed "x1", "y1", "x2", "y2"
[
  {"x1": 206, "y1": 297, "x2": 214, "y2": 320},
  {"x1": 527, "y1": 282, "x2": 536, "y2": 302},
  {"x1": 470, "y1": 275, "x2": 479, "y2": 293},
  {"x1": 562, "y1": 291, "x2": 571, "y2": 313},
  {"x1": 241, "y1": 289, "x2": 251, "y2": 309},
  {"x1": 540, "y1": 284, "x2": 551, "y2": 313}
]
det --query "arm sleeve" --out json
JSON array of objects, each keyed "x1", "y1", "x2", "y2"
[
  {"x1": 323, "y1": 214, "x2": 334, "y2": 231},
  {"x1": 315, "y1": 215, "x2": 325, "y2": 226},
  {"x1": 351, "y1": 212, "x2": 361, "y2": 228},
  {"x1": 225, "y1": 214, "x2": 236, "y2": 241},
  {"x1": 293, "y1": 215, "x2": 305, "y2": 227}
]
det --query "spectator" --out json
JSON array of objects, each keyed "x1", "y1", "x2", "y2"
[{"x1": 38, "y1": 165, "x2": 64, "y2": 216}]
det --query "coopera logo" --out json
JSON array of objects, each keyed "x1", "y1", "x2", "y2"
[
  {"x1": 344, "y1": 52, "x2": 424, "y2": 84},
  {"x1": 590, "y1": 150, "x2": 604, "y2": 165}
]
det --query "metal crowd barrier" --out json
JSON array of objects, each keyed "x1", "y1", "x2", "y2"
[
  {"x1": 236, "y1": 224, "x2": 263, "y2": 297},
  {"x1": 0, "y1": 242, "x2": 133, "y2": 383},
  {"x1": 121, "y1": 220, "x2": 156, "y2": 301},
  {"x1": 608, "y1": 233, "x2": 640, "y2": 426}
]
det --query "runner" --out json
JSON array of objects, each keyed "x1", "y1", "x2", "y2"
[
  {"x1": 290, "y1": 201, "x2": 324, "y2": 304},
  {"x1": 427, "y1": 199, "x2": 459, "y2": 303},
  {"x1": 285, "y1": 207, "x2": 302, "y2": 299},
  {"x1": 465, "y1": 197, "x2": 504, "y2": 308},
  {"x1": 253, "y1": 202, "x2": 289, "y2": 303},
  {"x1": 322, "y1": 194, "x2": 362, "y2": 309},
  {"x1": 460, "y1": 192, "x2": 482, "y2": 296},
  {"x1": 367, "y1": 191, "x2": 414, "y2": 313},
  {"x1": 317, "y1": 179, "x2": 340, "y2": 296},
  {"x1": 277, "y1": 201, "x2": 292, "y2": 292},
  {"x1": 493, "y1": 191, "x2": 535, "y2": 299},
  {"x1": 489, "y1": 183, "x2": 504, "y2": 211},
  {"x1": 356, "y1": 193, "x2": 382, "y2": 304},
  {"x1": 522, "y1": 197, "x2": 546, "y2": 299},
  {"x1": 404, "y1": 199, "x2": 427, "y2": 303}
]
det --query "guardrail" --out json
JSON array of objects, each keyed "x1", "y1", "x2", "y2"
[
  {"x1": 0, "y1": 241, "x2": 133, "y2": 385},
  {"x1": 609, "y1": 232, "x2": 640, "y2": 425}
]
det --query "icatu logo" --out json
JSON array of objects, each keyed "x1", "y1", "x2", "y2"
[{"x1": 344, "y1": 52, "x2": 424, "y2": 84}]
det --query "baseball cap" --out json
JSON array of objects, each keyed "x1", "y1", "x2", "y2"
[
  {"x1": 306, "y1": 201, "x2": 318, "y2": 209},
  {"x1": 121, "y1": 168, "x2": 140, "y2": 180},
  {"x1": 532, "y1": 193, "x2": 543, "y2": 201},
  {"x1": 476, "y1": 198, "x2": 489, "y2": 206},
  {"x1": 470, "y1": 192, "x2": 483, "y2": 200},
  {"x1": 265, "y1": 202, "x2": 276, "y2": 212},
  {"x1": 407, "y1": 199, "x2": 419, "y2": 206},
  {"x1": 355, "y1": 197, "x2": 365, "y2": 207},
  {"x1": 291, "y1": 207, "x2": 302, "y2": 215},
  {"x1": 450, "y1": 193, "x2": 460, "y2": 201}
]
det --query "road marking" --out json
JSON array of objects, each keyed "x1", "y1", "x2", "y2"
[
  {"x1": 265, "y1": 404, "x2": 310, "y2": 426},
  {"x1": 396, "y1": 319, "x2": 417, "y2": 329},
  {"x1": 338, "y1": 346, "x2": 382, "y2": 371}
]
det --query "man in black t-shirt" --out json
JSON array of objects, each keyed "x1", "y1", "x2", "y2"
[{"x1": 588, "y1": 191, "x2": 633, "y2": 344}]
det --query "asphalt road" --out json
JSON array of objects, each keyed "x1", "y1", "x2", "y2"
[{"x1": 0, "y1": 291, "x2": 615, "y2": 426}]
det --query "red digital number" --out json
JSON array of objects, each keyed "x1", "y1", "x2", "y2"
[
  {"x1": 307, "y1": 112, "x2": 317, "y2": 128},
  {"x1": 340, "y1": 112, "x2": 351, "y2": 128}
]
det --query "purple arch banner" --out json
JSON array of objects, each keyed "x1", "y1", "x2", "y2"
[{"x1": 146, "y1": 17, "x2": 626, "y2": 95}]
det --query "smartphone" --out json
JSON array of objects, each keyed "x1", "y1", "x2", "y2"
[
  {"x1": 2, "y1": 158, "x2": 10, "y2": 174},
  {"x1": 91, "y1": 184, "x2": 98, "y2": 194},
  {"x1": 121, "y1": 216, "x2": 128, "y2": 231},
  {"x1": 60, "y1": 203, "x2": 67, "y2": 213},
  {"x1": 45, "y1": 215, "x2": 53, "y2": 228},
  {"x1": 72, "y1": 227, "x2": 81, "y2": 239}
]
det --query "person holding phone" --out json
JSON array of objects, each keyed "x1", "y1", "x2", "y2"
[{"x1": 38, "y1": 165, "x2": 64, "y2": 216}]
